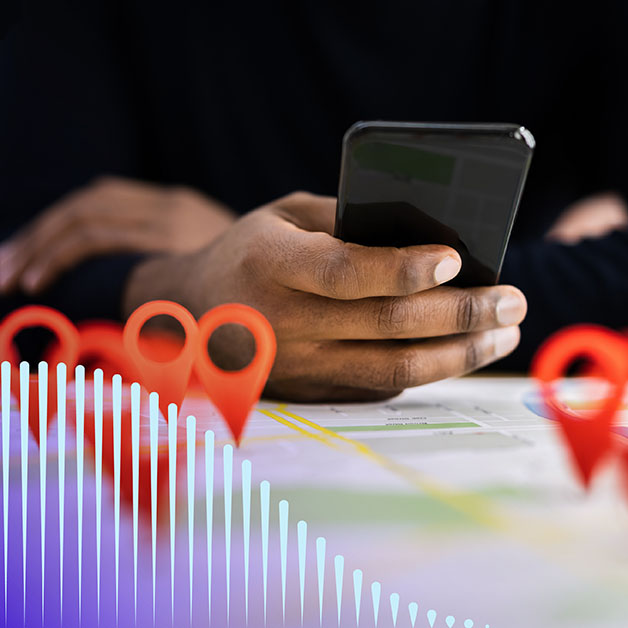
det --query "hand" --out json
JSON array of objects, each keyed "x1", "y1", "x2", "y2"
[
  {"x1": 546, "y1": 192, "x2": 628, "y2": 244},
  {"x1": 126, "y1": 192, "x2": 527, "y2": 402},
  {"x1": 0, "y1": 176, "x2": 236, "y2": 294}
]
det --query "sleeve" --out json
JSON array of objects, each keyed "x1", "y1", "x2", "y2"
[
  {"x1": 496, "y1": 0, "x2": 628, "y2": 371},
  {"x1": 0, "y1": 0, "x2": 146, "y2": 323},
  {"x1": 496, "y1": 229, "x2": 628, "y2": 371}
]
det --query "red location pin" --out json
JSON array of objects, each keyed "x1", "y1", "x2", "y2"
[
  {"x1": 123, "y1": 300, "x2": 199, "y2": 420},
  {"x1": 63, "y1": 321, "x2": 171, "y2": 514},
  {"x1": 532, "y1": 324, "x2": 628, "y2": 488},
  {"x1": 73, "y1": 321, "x2": 139, "y2": 382},
  {"x1": 0, "y1": 306, "x2": 80, "y2": 443},
  {"x1": 194, "y1": 303, "x2": 276, "y2": 445}
]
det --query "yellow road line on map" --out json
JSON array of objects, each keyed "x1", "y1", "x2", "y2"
[
  {"x1": 278, "y1": 406, "x2": 374, "y2": 454},
  {"x1": 257, "y1": 409, "x2": 339, "y2": 449},
  {"x1": 213, "y1": 433, "x2": 307, "y2": 447},
  {"x1": 275, "y1": 404, "x2": 504, "y2": 529},
  {"x1": 245, "y1": 402, "x2": 588, "y2": 569}
]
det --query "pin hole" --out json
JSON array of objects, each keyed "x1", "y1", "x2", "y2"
[
  {"x1": 207, "y1": 323, "x2": 256, "y2": 371},
  {"x1": 138, "y1": 315, "x2": 186, "y2": 363},
  {"x1": 14, "y1": 327, "x2": 57, "y2": 371}
]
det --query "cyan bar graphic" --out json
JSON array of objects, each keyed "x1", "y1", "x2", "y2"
[{"x1": 0, "y1": 360, "x2": 489, "y2": 627}]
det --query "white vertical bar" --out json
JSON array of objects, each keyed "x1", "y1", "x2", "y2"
[
  {"x1": 297, "y1": 521, "x2": 307, "y2": 626},
  {"x1": 19, "y1": 362, "x2": 29, "y2": 623},
  {"x1": 74, "y1": 366, "x2": 85, "y2": 625},
  {"x1": 56, "y1": 363, "x2": 67, "y2": 621},
  {"x1": 168, "y1": 404, "x2": 177, "y2": 624},
  {"x1": 93, "y1": 369, "x2": 104, "y2": 623},
  {"x1": 149, "y1": 392, "x2": 159, "y2": 627},
  {"x1": 38, "y1": 361, "x2": 48, "y2": 624},
  {"x1": 186, "y1": 415, "x2": 196, "y2": 624},
  {"x1": 204, "y1": 431, "x2": 214, "y2": 627},
  {"x1": 390, "y1": 593, "x2": 399, "y2": 627},
  {"x1": 242, "y1": 460, "x2": 251, "y2": 626},
  {"x1": 427, "y1": 609, "x2": 437, "y2": 627},
  {"x1": 408, "y1": 602, "x2": 418, "y2": 627},
  {"x1": 1, "y1": 361, "x2": 10, "y2": 625},
  {"x1": 316, "y1": 537, "x2": 326, "y2": 627},
  {"x1": 279, "y1": 500, "x2": 289, "y2": 624},
  {"x1": 371, "y1": 581, "x2": 381, "y2": 628},
  {"x1": 260, "y1": 480, "x2": 270, "y2": 627},
  {"x1": 353, "y1": 569, "x2": 363, "y2": 627},
  {"x1": 112, "y1": 374, "x2": 122, "y2": 626},
  {"x1": 130, "y1": 383, "x2": 140, "y2": 625},
  {"x1": 223, "y1": 444, "x2": 233, "y2": 625},
  {"x1": 335, "y1": 555, "x2": 344, "y2": 627}
]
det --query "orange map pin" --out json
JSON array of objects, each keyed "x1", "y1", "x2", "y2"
[
  {"x1": 532, "y1": 324, "x2": 628, "y2": 487},
  {"x1": 123, "y1": 300, "x2": 199, "y2": 420},
  {"x1": 0, "y1": 305, "x2": 80, "y2": 443},
  {"x1": 195, "y1": 303, "x2": 276, "y2": 445}
]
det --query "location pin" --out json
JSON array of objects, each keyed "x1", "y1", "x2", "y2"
[
  {"x1": 0, "y1": 306, "x2": 80, "y2": 443},
  {"x1": 73, "y1": 321, "x2": 140, "y2": 382},
  {"x1": 194, "y1": 304, "x2": 276, "y2": 445},
  {"x1": 532, "y1": 324, "x2": 628, "y2": 487},
  {"x1": 123, "y1": 300, "x2": 199, "y2": 420}
]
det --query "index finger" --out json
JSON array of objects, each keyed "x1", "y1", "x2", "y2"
[{"x1": 266, "y1": 215, "x2": 462, "y2": 299}]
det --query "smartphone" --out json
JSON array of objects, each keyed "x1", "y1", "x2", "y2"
[{"x1": 334, "y1": 121, "x2": 534, "y2": 286}]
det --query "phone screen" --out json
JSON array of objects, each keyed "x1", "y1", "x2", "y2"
[{"x1": 334, "y1": 122, "x2": 534, "y2": 286}]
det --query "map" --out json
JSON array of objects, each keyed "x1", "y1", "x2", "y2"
[{"x1": 2, "y1": 375, "x2": 628, "y2": 627}]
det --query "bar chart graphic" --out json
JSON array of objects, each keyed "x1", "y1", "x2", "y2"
[{"x1": 0, "y1": 361, "x2": 486, "y2": 628}]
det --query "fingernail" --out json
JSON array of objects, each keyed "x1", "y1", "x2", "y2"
[
  {"x1": 434, "y1": 256, "x2": 461, "y2": 284},
  {"x1": 493, "y1": 326, "x2": 520, "y2": 356},
  {"x1": 496, "y1": 294, "x2": 526, "y2": 326}
]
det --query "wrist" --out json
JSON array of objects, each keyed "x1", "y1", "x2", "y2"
[{"x1": 122, "y1": 250, "x2": 200, "y2": 318}]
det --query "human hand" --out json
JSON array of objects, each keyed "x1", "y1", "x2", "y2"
[
  {"x1": 126, "y1": 192, "x2": 527, "y2": 402},
  {"x1": 0, "y1": 176, "x2": 235, "y2": 294},
  {"x1": 546, "y1": 192, "x2": 628, "y2": 244}
]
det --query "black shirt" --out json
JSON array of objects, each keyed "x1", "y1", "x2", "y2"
[{"x1": 1, "y1": 0, "x2": 627, "y2": 368}]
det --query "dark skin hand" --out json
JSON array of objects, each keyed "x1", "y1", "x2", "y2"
[
  {"x1": 124, "y1": 192, "x2": 527, "y2": 402},
  {"x1": 546, "y1": 192, "x2": 628, "y2": 244},
  {"x1": 0, "y1": 176, "x2": 236, "y2": 294},
  {"x1": 0, "y1": 178, "x2": 529, "y2": 402}
]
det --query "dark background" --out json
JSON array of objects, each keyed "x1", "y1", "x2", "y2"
[{"x1": 1, "y1": 0, "x2": 627, "y2": 368}]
